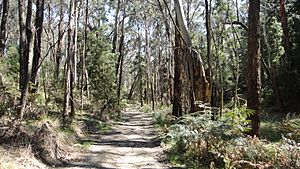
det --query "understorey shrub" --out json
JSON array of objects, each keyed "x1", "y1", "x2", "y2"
[
  {"x1": 152, "y1": 106, "x2": 174, "y2": 127},
  {"x1": 159, "y1": 106, "x2": 300, "y2": 168}
]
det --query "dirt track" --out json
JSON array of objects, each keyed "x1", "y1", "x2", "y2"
[{"x1": 58, "y1": 107, "x2": 173, "y2": 169}]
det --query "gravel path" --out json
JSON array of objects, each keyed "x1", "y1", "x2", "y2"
[{"x1": 59, "y1": 107, "x2": 173, "y2": 169}]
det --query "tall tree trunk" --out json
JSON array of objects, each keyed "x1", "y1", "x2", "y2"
[
  {"x1": 63, "y1": 0, "x2": 76, "y2": 125},
  {"x1": 81, "y1": 0, "x2": 88, "y2": 111},
  {"x1": 236, "y1": 0, "x2": 239, "y2": 21},
  {"x1": 157, "y1": 0, "x2": 173, "y2": 104},
  {"x1": 247, "y1": 0, "x2": 261, "y2": 137},
  {"x1": 172, "y1": 17, "x2": 184, "y2": 117},
  {"x1": 116, "y1": 1, "x2": 126, "y2": 103},
  {"x1": 151, "y1": 78, "x2": 155, "y2": 110},
  {"x1": 137, "y1": 34, "x2": 143, "y2": 107},
  {"x1": 56, "y1": 0, "x2": 64, "y2": 79},
  {"x1": 205, "y1": 0, "x2": 212, "y2": 101},
  {"x1": 43, "y1": 0, "x2": 52, "y2": 106},
  {"x1": 157, "y1": 43, "x2": 163, "y2": 103},
  {"x1": 144, "y1": 19, "x2": 155, "y2": 109},
  {"x1": 18, "y1": 0, "x2": 26, "y2": 90},
  {"x1": 19, "y1": 0, "x2": 35, "y2": 119},
  {"x1": 156, "y1": 0, "x2": 171, "y2": 39},
  {"x1": 168, "y1": 48, "x2": 174, "y2": 105},
  {"x1": 173, "y1": 0, "x2": 210, "y2": 115},
  {"x1": 112, "y1": 0, "x2": 121, "y2": 54},
  {"x1": 172, "y1": 0, "x2": 188, "y2": 117},
  {"x1": 145, "y1": 23, "x2": 150, "y2": 105},
  {"x1": 128, "y1": 72, "x2": 139, "y2": 100},
  {"x1": 114, "y1": 0, "x2": 122, "y2": 83},
  {"x1": 279, "y1": 0, "x2": 292, "y2": 60},
  {"x1": 214, "y1": 24, "x2": 226, "y2": 116},
  {"x1": 73, "y1": 1, "x2": 81, "y2": 86},
  {"x1": 31, "y1": 0, "x2": 45, "y2": 92},
  {"x1": 0, "y1": 0, "x2": 9, "y2": 56},
  {"x1": 186, "y1": 0, "x2": 191, "y2": 28}
]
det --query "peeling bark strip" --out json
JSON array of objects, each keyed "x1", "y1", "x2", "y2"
[
  {"x1": 174, "y1": 0, "x2": 192, "y2": 47},
  {"x1": 189, "y1": 50, "x2": 211, "y2": 112},
  {"x1": 172, "y1": 0, "x2": 210, "y2": 116}
]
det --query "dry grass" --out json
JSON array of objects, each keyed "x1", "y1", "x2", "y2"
[
  {"x1": 0, "y1": 117, "x2": 81, "y2": 168},
  {"x1": 0, "y1": 146, "x2": 47, "y2": 169}
]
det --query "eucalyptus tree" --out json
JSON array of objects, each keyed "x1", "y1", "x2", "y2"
[
  {"x1": 112, "y1": 0, "x2": 121, "y2": 55},
  {"x1": 0, "y1": 0, "x2": 10, "y2": 55},
  {"x1": 172, "y1": 0, "x2": 210, "y2": 116},
  {"x1": 205, "y1": 0, "x2": 212, "y2": 105},
  {"x1": 81, "y1": 0, "x2": 89, "y2": 110},
  {"x1": 116, "y1": 0, "x2": 126, "y2": 104},
  {"x1": 279, "y1": 0, "x2": 292, "y2": 60},
  {"x1": 18, "y1": 0, "x2": 35, "y2": 119},
  {"x1": 63, "y1": 0, "x2": 79, "y2": 124},
  {"x1": 31, "y1": 0, "x2": 45, "y2": 92},
  {"x1": 247, "y1": 0, "x2": 261, "y2": 136},
  {"x1": 55, "y1": 0, "x2": 66, "y2": 79}
]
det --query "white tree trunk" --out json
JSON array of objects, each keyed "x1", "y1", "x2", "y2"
[{"x1": 174, "y1": 0, "x2": 192, "y2": 47}]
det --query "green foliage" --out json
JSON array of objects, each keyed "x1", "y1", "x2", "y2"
[
  {"x1": 151, "y1": 106, "x2": 175, "y2": 134},
  {"x1": 160, "y1": 107, "x2": 250, "y2": 168},
  {"x1": 157, "y1": 105, "x2": 300, "y2": 168},
  {"x1": 96, "y1": 122, "x2": 112, "y2": 133},
  {"x1": 0, "y1": 48, "x2": 19, "y2": 119},
  {"x1": 0, "y1": 87, "x2": 18, "y2": 118},
  {"x1": 262, "y1": 0, "x2": 300, "y2": 112},
  {"x1": 5, "y1": 46, "x2": 19, "y2": 79},
  {"x1": 75, "y1": 141, "x2": 94, "y2": 149},
  {"x1": 86, "y1": 26, "x2": 117, "y2": 106},
  {"x1": 0, "y1": 46, "x2": 19, "y2": 85},
  {"x1": 260, "y1": 114, "x2": 300, "y2": 142},
  {"x1": 260, "y1": 120, "x2": 282, "y2": 142},
  {"x1": 281, "y1": 118, "x2": 300, "y2": 142}
]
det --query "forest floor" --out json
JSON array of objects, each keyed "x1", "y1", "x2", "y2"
[{"x1": 58, "y1": 106, "x2": 174, "y2": 169}]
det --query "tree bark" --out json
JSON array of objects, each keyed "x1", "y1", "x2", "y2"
[
  {"x1": 157, "y1": 43, "x2": 163, "y2": 103},
  {"x1": 19, "y1": 0, "x2": 35, "y2": 119},
  {"x1": 247, "y1": 0, "x2": 261, "y2": 137},
  {"x1": 56, "y1": 0, "x2": 64, "y2": 79},
  {"x1": 279, "y1": 0, "x2": 292, "y2": 59},
  {"x1": 144, "y1": 18, "x2": 155, "y2": 109},
  {"x1": 81, "y1": 0, "x2": 88, "y2": 111},
  {"x1": 18, "y1": 0, "x2": 26, "y2": 90},
  {"x1": 128, "y1": 72, "x2": 139, "y2": 100},
  {"x1": 0, "y1": 0, "x2": 9, "y2": 56},
  {"x1": 172, "y1": 17, "x2": 184, "y2": 117},
  {"x1": 168, "y1": 47, "x2": 174, "y2": 105},
  {"x1": 116, "y1": 1, "x2": 126, "y2": 104},
  {"x1": 112, "y1": 0, "x2": 121, "y2": 54},
  {"x1": 172, "y1": 0, "x2": 210, "y2": 115},
  {"x1": 205, "y1": 0, "x2": 212, "y2": 99},
  {"x1": 137, "y1": 35, "x2": 144, "y2": 107},
  {"x1": 63, "y1": 0, "x2": 76, "y2": 125},
  {"x1": 174, "y1": 0, "x2": 192, "y2": 47},
  {"x1": 31, "y1": 0, "x2": 45, "y2": 92}
]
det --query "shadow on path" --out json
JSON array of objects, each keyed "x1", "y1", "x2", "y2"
[{"x1": 56, "y1": 106, "x2": 183, "y2": 169}]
